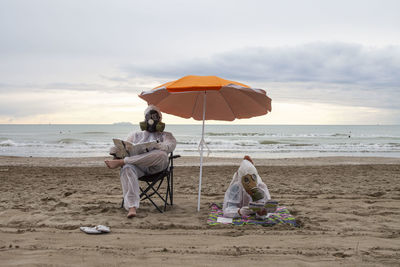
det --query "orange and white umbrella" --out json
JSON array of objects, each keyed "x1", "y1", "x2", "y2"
[{"x1": 139, "y1": 75, "x2": 272, "y2": 211}]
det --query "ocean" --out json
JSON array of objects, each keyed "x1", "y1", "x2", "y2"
[{"x1": 0, "y1": 124, "x2": 400, "y2": 158}]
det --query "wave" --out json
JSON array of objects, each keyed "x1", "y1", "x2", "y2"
[
  {"x1": 288, "y1": 143, "x2": 315, "y2": 147},
  {"x1": 177, "y1": 141, "x2": 199, "y2": 145},
  {"x1": 234, "y1": 140, "x2": 260, "y2": 146},
  {"x1": 57, "y1": 138, "x2": 86, "y2": 144},
  {"x1": 0, "y1": 139, "x2": 17, "y2": 147},
  {"x1": 80, "y1": 132, "x2": 109, "y2": 135},
  {"x1": 376, "y1": 136, "x2": 400, "y2": 140},
  {"x1": 183, "y1": 131, "x2": 400, "y2": 140},
  {"x1": 259, "y1": 140, "x2": 281, "y2": 145},
  {"x1": 0, "y1": 138, "x2": 111, "y2": 148},
  {"x1": 331, "y1": 133, "x2": 351, "y2": 137},
  {"x1": 207, "y1": 132, "x2": 265, "y2": 137}
]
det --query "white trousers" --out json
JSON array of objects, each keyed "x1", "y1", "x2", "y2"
[{"x1": 120, "y1": 150, "x2": 168, "y2": 210}]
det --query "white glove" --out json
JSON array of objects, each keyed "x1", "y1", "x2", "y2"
[{"x1": 238, "y1": 206, "x2": 254, "y2": 217}]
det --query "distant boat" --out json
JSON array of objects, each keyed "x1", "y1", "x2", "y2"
[{"x1": 112, "y1": 122, "x2": 133, "y2": 126}]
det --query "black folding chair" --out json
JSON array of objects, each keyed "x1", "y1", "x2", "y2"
[{"x1": 121, "y1": 153, "x2": 180, "y2": 212}]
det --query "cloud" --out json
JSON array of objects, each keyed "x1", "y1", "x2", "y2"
[
  {"x1": 124, "y1": 43, "x2": 400, "y2": 86},
  {"x1": 262, "y1": 81, "x2": 400, "y2": 110},
  {"x1": 0, "y1": 81, "x2": 144, "y2": 94},
  {"x1": 122, "y1": 43, "x2": 400, "y2": 110}
]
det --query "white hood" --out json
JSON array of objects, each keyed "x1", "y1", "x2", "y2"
[{"x1": 237, "y1": 159, "x2": 258, "y2": 178}]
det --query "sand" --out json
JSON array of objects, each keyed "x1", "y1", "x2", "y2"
[{"x1": 0, "y1": 156, "x2": 399, "y2": 266}]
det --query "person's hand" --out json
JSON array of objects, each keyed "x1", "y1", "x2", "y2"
[
  {"x1": 256, "y1": 208, "x2": 267, "y2": 216},
  {"x1": 238, "y1": 207, "x2": 254, "y2": 217},
  {"x1": 156, "y1": 142, "x2": 169, "y2": 151}
]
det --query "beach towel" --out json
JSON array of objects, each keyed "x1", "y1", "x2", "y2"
[{"x1": 207, "y1": 203, "x2": 297, "y2": 227}]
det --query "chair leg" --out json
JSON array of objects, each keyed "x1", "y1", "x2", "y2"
[
  {"x1": 170, "y1": 170, "x2": 174, "y2": 205},
  {"x1": 164, "y1": 183, "x2": 169, "y2": 212},
  {"x1": 142, "y1": 190, "x2": 163, "y2": 213},
  {"x1": 141, "y1": 180, "x2": 168, "y2": 203},
  {"x1": 140, "y1": 179, "x2": 168, "y2": 213},
  {"x1": 164, "y1": 174, "x2": 172, "y2": 211}
]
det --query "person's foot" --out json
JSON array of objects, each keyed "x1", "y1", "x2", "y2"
[
  {"x1": 127, "y1": 207, "x2": 136, "y2": 218},
  {"x1": 104, "y1": 159, "x2": 124, "y2": 169}
]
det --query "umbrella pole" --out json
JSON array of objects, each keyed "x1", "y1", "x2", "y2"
[{"x1": 197, "y1": 91, "x2": 206, "y2": 212}]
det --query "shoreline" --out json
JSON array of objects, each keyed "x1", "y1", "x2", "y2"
[{"x1": 1, "y1": 155, "x2": 400, "y2": 167}]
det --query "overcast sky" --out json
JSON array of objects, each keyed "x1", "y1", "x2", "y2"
[{"x1": 1, "y1": 0, "x2": 399, "y2": 124}]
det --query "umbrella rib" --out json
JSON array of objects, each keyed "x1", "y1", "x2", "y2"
[
  {"x1": 236, "y1": 88, "x2": 267, "y2": 113},
  {"x1": 238, "y1": 88, "x2": 265, "y2": 107}
]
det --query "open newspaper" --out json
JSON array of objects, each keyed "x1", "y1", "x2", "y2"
[
  {"x1": 249, "y1": 200, "x2": 279, "y2": 214},
  {"x1": 112, "y1": 139, "x2": 159, "y2": 159}
]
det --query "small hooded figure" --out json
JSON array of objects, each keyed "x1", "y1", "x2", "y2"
[{"x1": 222, "y1": 156, "x2": 275, "y2": 218}]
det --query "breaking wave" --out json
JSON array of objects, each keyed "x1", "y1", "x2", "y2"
[
  {"x1": 332, "y1": 133, "x2": 351, "y2": 137},
  {"x1": 80, "y1": 131, "x2": 110, "y2": 135},
  {"x1": 57, "y1": 138, "x2": 87, "y2": 144},
  {"x1": 1, "y1": 124, "x2": 399, "y2": 158},
  {"x1": 207, "y1": 132, "x2": 265, "y2": 137},
  {"x1": 0, "y1": 139, "x2": 16, "y2": 147},
  {"x1": 259, "y1": 140, "x2": 281, "y2": 145}
]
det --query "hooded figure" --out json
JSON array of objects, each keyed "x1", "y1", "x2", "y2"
[
  {"x1": 222, "y1": 157, "x2": 271, "y2": 218},
  {"x1": 105, "y1": 105, "x2": 176, "y2": 218}
]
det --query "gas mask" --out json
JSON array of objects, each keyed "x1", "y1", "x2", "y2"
[
  {"x1": 241, "y1": 173, "x2": 264, "y2": 201},
  {"x1": 140, "y1": 109, "x2": 165, "y2": 132}
]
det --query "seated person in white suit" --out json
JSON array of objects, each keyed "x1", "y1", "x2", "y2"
[{"x1": 105, "y1": 105, "x2": 176, "y2": 218}]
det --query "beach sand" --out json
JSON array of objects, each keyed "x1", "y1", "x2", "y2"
[{"x1": 0, "y1": 156, "x2": 399, "y2": 266}]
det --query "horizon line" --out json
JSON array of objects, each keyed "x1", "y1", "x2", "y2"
[{"x1": 0, "y1": 123, "x2": 399, "y2": 126}]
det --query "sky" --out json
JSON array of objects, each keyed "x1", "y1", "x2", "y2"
[{"x1": 0, "y1": 0, "x2": 399, "y2": 125}]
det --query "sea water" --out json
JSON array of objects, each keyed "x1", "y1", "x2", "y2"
[{"x1": 0, "y1": 124, "x2": 399, "y2": 158}]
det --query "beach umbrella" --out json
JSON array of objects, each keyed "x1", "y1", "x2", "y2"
[{"x1": 139, "y1": 75, "x2": 272, "y2": 211}]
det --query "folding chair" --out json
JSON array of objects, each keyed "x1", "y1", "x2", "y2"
[{"x1": 121, "y1": 153, "x2": 180, "y2": 212}]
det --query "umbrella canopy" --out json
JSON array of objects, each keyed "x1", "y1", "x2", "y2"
[
  {"x1": 139, "y1": 75, "x2": 271, "y2": 121},
  {"x1": 139, "y1": 75, "x2": 272, "y2": 211}
]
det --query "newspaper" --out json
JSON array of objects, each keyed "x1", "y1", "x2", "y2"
[
  {"x1": 112, "y1": 139, "x2": 159, "y2": 159},
  {"x1": 249, "y1": 200, "x2": 278, "y2": 213}
]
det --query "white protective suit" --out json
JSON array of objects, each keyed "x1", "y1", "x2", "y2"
[
  {"x1": 115, "y1": 106, "x2": 177, "y2": 211},
  {"x1": 222, "y1": 159, "x2": 271, "y2": 218}
]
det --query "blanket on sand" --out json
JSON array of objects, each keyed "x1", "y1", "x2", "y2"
[{"x1": 207, "y1": 203, "x2": 297, "y2": 227}]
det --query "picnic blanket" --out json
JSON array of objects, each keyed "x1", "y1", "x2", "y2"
[{"x1": 207, "y1": 203, "x2": 297, "y2": 227}]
